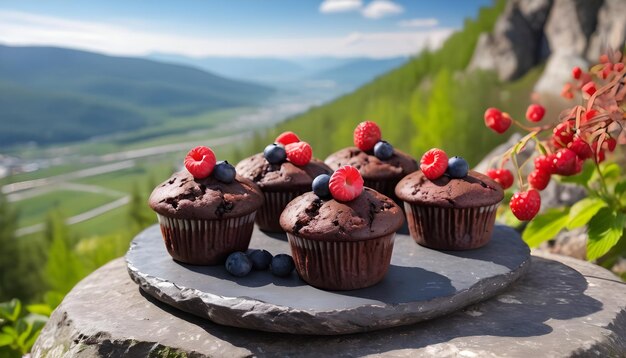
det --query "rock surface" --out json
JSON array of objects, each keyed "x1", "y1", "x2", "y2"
[
  {"x1": 468, "y1": 0, "x2": 625, "y2": 90},
  {"x1": 33, "y1": 252, "x2": 626, "y2": 357},
  {"x1": 125, "y1": 225, "x2": 529, "y2": 334}
]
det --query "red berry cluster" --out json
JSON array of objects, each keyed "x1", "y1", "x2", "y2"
[
  {"x1": 274, "y1": 131, "x2": 312, "y2": 166},
  {"x1": 184, "y1": 146, "x2": 216, "y2": 179},
  {"x1": 484, "y1": 50, "x2": 625, "y2": 221},
  {"x1": 353, "y1": 121, "x2": 382, "y2": 151}
]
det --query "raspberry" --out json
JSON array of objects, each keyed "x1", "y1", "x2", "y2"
[
  {"x1": 509, "y1": 190, "x2": 541, "y2": 221},
  {"x1": 552, "y1": 121, "x2": 575, "y2": 148},
  {"x1": 525, "y1": 104, "x2": 545, "y2": 122},
  {"x1": 528, "y1": 170, "x2": 550, "y2": 191},
  {"x1": 582, "y1": 82, "x2": 597, "y2": 96},
  {"x1": 420, "y1": 148, "x2": 448, "y2": 180},
  {"x1": 285, "y1": 141, "x2": 312, "y2": 166},
  {"x1": 353, "y1": 121, "x2": 381, "y2": 151},
  {"x1": 484, "y1": 107, "x2": 511, "y2": 134},
  {"x1": 329, "y1": 165, "x2": 364, "y2": 202},
  {"x1": 615, "y1": 63, "x2": 625, "y2": 72},
  {"x1": 275, "y1": 131, "x2": 300, "y2": 146},
  {"x1": 486, "y1": 169, "x2": 514, "y2": 189},
  {"x1": 534, "y1": 155, "x2": 554, "y2": 174},
  {"x1": 568, "y1": 138, "x2": 593, "y2": 160},
  {"x1": 184, "y1": 146, "x2": 216, "y2": 179},
  {"x1": 572, "y1": 66, "x2": 582, "y2": 79},
  {"x1": 552, "y1": 148, "x2": 578, "y2": 176}
]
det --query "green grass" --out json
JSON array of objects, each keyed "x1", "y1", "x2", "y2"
[
  {"x1": 69, "y1": 205, "x2": 133, "y2": 238},
  {"x1": 14, "y1": 190, "x2": 119, "y2": 228}
]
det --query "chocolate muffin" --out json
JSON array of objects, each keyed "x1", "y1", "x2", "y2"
[
  {"x1": 395, "y1": 170, "x2": 503, "y2": 250},
  {"x1": 280, "y1": 188, "x2": 404, "y2": 290},
  {"x1": 325, "y1": 147, "x2": 418, "y2": 201},
  {"x1": 236, "y1": 153, "x2": 332, "y2": 232},
  {"x1": 149, "y1": 170, "x2": 263, "y2": 265}
]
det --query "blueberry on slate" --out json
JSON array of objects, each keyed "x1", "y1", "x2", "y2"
[
  {"x1": 270, "y1": 254, "x2": 295, "y2": 277},
  {"x1": 213, "y1": 160, "x2": 236, "y2": 183},
  {"x1": 446, "y1": 156, "x2": 469, "y2": 178},
  {"x1": 248, "y1": 249, "x2": 273, "y2": 270},
  {"x1": 264, "y1": 143, "x2": 286, "y2": 164},
  {"x1": 373, "y1": 141, "x2": 394, "y2": 160},
  {"x1": 312, "y1": 174, "x2": 331, "y2": 198},
  {"x1": 225, "y1": 252, "x2": 252, "y2": 277}
]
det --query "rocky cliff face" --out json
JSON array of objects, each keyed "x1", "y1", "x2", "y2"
[{"x1": 468, "y1": 0, "x2": 626, "y2": 93}]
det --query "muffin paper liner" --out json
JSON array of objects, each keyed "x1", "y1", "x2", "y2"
[
  {"x1": 364, "y1": 179, "x2": 398, "y2": 200},
  {"x1": 286, "y1": 233, "x2": 396, "y2": 290},
  {"x1": 256, "y1": 191, "x2": 304, "y2": 232},
  {"x1": 403, "y1": 202, "x2": 499, "y2": 250},
  {"x1": 157, "y1": 212, "x2": 256, "y2": 265}
]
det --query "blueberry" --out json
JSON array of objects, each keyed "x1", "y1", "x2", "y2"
[
  {"x1": 446, "y1": 156, "x2": 469, "y2": 178},
  {"x1": 264, "y1": 143, "x2": 286, "y2": 164},
  {"x1": 248, "y1": 249, "x2": 273, "y2": 270},
  {"x1": 225, "y1": 252, "x2": 252, "y2": 277},
  {"x1": 312, "y1": 174, "x2": 331, "y2": 198},
  {"x1": 270, "y1": 254, "x2": 295, "y2": 277},
  {"x1": 374, "y1": 141, "x2": 394, "y2": 160},
  {"x1": 213, "y1": 160, "x2": 236, "y2": 183}
]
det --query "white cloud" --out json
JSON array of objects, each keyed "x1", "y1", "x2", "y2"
[
  {"x1": 362, "y1": 0, "x2": 404, "y2": 19},
  {"x1": 319, "y1": 0, "x2": 362, "y2": 13},
  {"x1": 0, "y1": 10, "x2": 453, "y2": 58},
  {"x1": 398, "y1": 18, "x2": 439, "y2": 28}
]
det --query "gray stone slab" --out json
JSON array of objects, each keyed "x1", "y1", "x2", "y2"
[
  {"x1": 125, "y1": 225, "x2": 531, "y2": 334},
  {"x1": 32, "y1": 252, "x2": 626, "y2": 357}
]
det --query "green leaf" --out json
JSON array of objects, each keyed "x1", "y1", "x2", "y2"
[
  {"x1": 26, "y1": 304, "x2": 52, "y2": 317},
  {"x1": 567, "y1": 198, "x2": 608, "y2": 230},
  {"x1": 587, "y1": 209, "x2": 626, "y2": 260},
  {"x1": 0, "y1": 300, "x2": 21, "y2": 322},
  {"x1": 559, "y1": 161, "x2": 594, "y2": 187},
  {"x1": 0, "y1": 333, "x2": 13, "y2": 347},
  {"x1": 615, "y1": 180, "x2": 626, "y2": 197},
  {"x1": 522, "y1": 208, "x2": 570, "y2": 248},
  {"x1": 601, "y1": 163, "x2": 621, "y2": 179}
]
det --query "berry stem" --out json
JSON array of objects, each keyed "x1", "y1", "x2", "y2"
[{"x1": 510, "y1": 153, "x2": 525, "y2": 191}]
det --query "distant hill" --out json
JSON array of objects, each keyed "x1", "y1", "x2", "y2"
[
  {"x1": 0, "y1": 45, "x2": 273, "y2": 146},
  {"x1": 147, "y1": 53, "x2": 406, "y2": 88},
  {"x1": 311, "y1": 57, "x2": 407, "y2": 88}
]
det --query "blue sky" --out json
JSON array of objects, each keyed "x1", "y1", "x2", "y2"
[{"x1": 0, "y1": 0, "x2": 493, "y2": 58}]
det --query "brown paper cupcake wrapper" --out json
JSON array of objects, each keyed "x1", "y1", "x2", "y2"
[
  {"x1": 256, "y1": 191, "x2": 304, "y2": 232},
  {"x1": 364, "y1": 179, "x2": 398, "y2": 200},
  {"x1": 403, "y1": 203, "x2": 499, "y2": 250},
  {"x1": 157, "y1": 213, "x2": 256, "y2": 265},
  {"x1": 286, "y1": 233, "x2": 395, "y2": 290}
]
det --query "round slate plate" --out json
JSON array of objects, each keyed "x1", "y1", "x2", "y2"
[{"x1": 126, "y1": 224, "x2": 530, "y2": 335}]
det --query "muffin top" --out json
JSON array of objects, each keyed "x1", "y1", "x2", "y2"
[
  {"x1": 235, "y1": 153, "x2": 332, "y2": 192},
  {"x1": 395, "y1": 170, "x2": 503, "y2": 208},
  {"x1": 325, "y1": 147, "x2": 418, "y2": 181},
  {"x1": 149, "y1": 170, "x2": 263, "y2": 220},
  {"x1": 279, "y1": 188, "x2": 404, "y2": 241}
]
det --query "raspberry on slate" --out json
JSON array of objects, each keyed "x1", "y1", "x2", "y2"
[
  {"x1": 420, "y1": 148, "x2": 448, "y2": 180},
  {"x1": 184, "y1": 146, "x2": 216, "y2": 179},
  {"x1": 353, "y1": 121, "x2": 382, "y2": 151},
  {"x1": 487, "y1": 169, "x2": 514, "y2": 189},
  {"x1": 275, "y1": 131, "x2": 300, "y2": 146},
  {"x1": 552, "y1": 148, "x2": 578, "y2": 176},
  {"x1": 525, "y1": 104, "x2": 545, "y2": 122},
  {"x1": 484, "y1": 107, "x2": 512, "y2": 134},
  {"x1": 528, "y1": 170, "x2": 550, "y2": 191},
  {"x1": 534, "y1": 155, "x2": 554, "y2": 174},
  {"x1": 329, "y1": 165, "x2": 364, "y2": 202},
  {"x1": 510, "y1": 190, "x2": 541, "y2": 221},
  {"x1": 285, "y1": 141, "x2": 312, "y2": 166}
]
